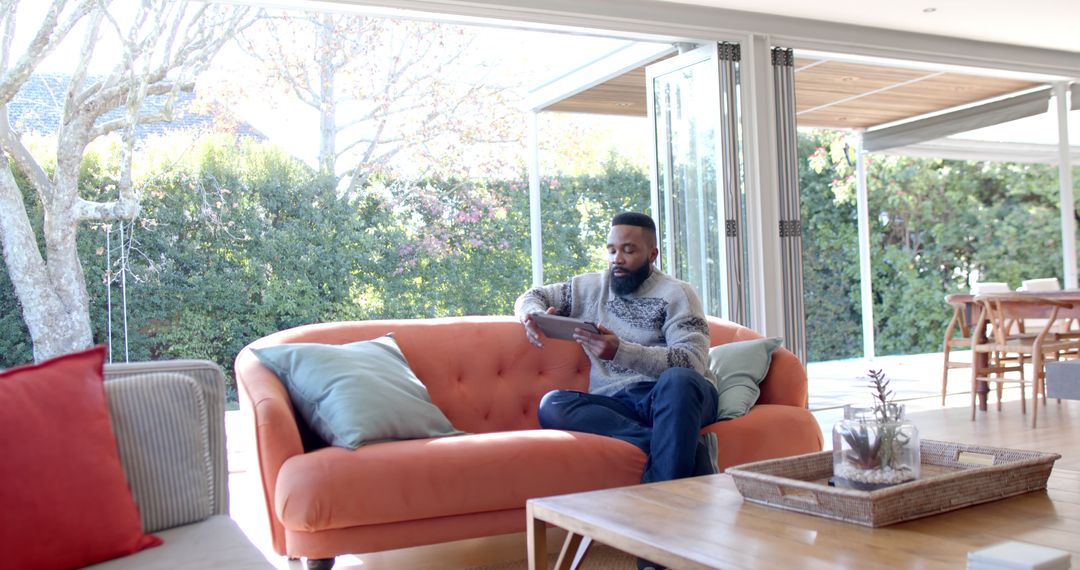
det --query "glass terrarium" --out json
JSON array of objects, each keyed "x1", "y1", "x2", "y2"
[{"x1": 832, "y1": 403, "x2": 921, "y2": 490}]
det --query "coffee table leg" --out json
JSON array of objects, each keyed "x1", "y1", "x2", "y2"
[
  {"x1": 555, "y1": 534, "x2": 591, "y2": 570},
  {"x1": 527, "y1": 503, "x2": 547, "y2": 570}
]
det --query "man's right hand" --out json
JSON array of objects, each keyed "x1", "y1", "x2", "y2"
[{"x1": 521, "y1": 307, "x2": 557, "y2": 347}]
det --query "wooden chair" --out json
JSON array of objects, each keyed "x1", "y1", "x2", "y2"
[
  {"x1": 941, "y1": 294, "x2": 974, "y2": 405},
  {"x1": 970, "y1": 294, "x2": 1080, "y2": 427},
  {"x1": 943, "y1": 291, "x2": 1023, "y2": 408},
  {"x1": 969, "y1": 281, "x2": 1024, "y2": 348},
  {"x1": 1017, "y1": 277, "x2": 1069, "y2": 335},
  {"x1": 1019, "y1": 278, "x2": 1079, "y2": 365}
]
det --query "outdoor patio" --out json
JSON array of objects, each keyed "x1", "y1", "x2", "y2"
[{"x1": 804, "y1": 350, "x2": 976, "y2": 441}]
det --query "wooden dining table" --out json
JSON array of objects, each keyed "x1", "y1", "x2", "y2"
[{"x1": 947, "y1": 290, "x2": 1080, "y2": 411}]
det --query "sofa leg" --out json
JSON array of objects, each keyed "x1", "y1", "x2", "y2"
[{"x1": 306, "y1": 558, "x2": 335, "y2": 570}]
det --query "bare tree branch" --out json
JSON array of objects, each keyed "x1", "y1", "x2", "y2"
[
  {"x1": 0, "y1": 0, "x2": 17, "y2": 72},
  {"x1": 90, "y1": 106, "x2": 180, "y2": 139},
  {"x1": 337, "y1": 135, "x2": 403, "y2": 157},
  {"x1": 0, "y1": 0, "x2": 98, "y2": 104},
  {"x1": 65, "y1": 4, "x2": 105, "y2": 122},
  {"x1": 232, "y1": 11, "x2": 510, "y2": 185},
  {"x1": 0, "y1": 104, "x2": 53, "y2": 202},
  {"x1": 71, "y1": 196, "x2": 139, "y2": 222},
  {"x1": 269, "y1": 40, "x2": 319, "y2": 108}
]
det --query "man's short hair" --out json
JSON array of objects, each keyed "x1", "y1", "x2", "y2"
[{"x1": 611, "y1": 212, "x2": 656, "y2": 233}]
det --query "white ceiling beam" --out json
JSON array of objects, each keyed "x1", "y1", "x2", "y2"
[
  {"x1": 863, "y1": 88, "x2": 1053, "y2": 151},
  {"x1": 793, "y1": 49, "x2": 1060, "y2": 82},
  {"x1": 525, "y1": 42, "x2": 677, "y2": 112},
  {"x1": 315, "y1": 0, "x2": 1080, "y2": 79},
  {"x1": 876, "y1": 138, "x2": 1080, "y2": 165}
]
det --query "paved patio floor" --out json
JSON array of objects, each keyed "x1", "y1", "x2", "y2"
[{"x1": 806, "y1": 349, "x2": 970, "y2": 410}]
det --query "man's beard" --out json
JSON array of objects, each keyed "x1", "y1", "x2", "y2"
[{"x1": 610, "y1": 263, "x2": 652, "y2": 296}]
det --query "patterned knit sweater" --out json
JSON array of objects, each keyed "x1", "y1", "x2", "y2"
[{"x1": 514, "y1": 267, "x2": 715, "y2": 396}]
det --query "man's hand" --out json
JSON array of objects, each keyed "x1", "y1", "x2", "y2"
[
  {"x1": 521, "y1": 307, "x2": 557, "y2": 347},
  {"x1": 573, "y1": 323, "x2": 619, "y2": 360}
]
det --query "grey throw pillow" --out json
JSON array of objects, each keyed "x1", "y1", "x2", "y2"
[
  {"x1": 253, "y1": 335, "x2": 464, "y2": 449},
  {"x1": 707, "y1": 337, "x2": 783, "y2": 420}
]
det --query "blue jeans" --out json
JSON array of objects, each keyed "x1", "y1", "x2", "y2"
[{"x1": 537, "y1": 367, "x2": 719, "y2": 483}]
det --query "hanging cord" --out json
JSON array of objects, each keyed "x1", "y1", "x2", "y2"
[
  {"x1": 103, "y1": 220, "x2": 144, "y2": 364},
  {"x1": 104, "y1": 211, "x2": 158, "y2": 365},
  {"x1": 105, "y1": 225, "x2": 113, "y2": 363},
  {"x1": 119, "y1": 221, "x2": 130, "y2": 363}
]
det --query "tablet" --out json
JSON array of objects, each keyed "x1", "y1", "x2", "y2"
[{"x1": 531, "y1": 312, "x2": 600, "y2": 341}]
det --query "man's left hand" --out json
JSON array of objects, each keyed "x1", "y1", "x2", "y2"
[{"x1": 573, "y1": 323, "x2": 619, "y2": 360}]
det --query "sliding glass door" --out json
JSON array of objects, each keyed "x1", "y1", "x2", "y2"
[{"x1": 646, "y1": 44, "x2": 745, "y2": 322}]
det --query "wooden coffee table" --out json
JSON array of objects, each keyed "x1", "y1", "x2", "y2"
[{"x1": 526, "y1": 469, "x2": 1080, "y2": 569}]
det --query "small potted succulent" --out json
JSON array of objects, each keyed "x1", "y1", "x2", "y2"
[{"x1": 832, "y1": 369, "x2": 921, "y2": 490}]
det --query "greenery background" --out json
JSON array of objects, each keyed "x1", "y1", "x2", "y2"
[{"x1": 2, "y1": 129, "x2": 1077, "y2": 400}]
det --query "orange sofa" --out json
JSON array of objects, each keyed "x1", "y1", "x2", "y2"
[{"x1": 235, "y1": 316, "x2": 823, "y2": 566}]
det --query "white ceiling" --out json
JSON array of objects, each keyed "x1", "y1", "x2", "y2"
[{"x1": 652, "y1": 0, "x2": 1080, "y2": 53}]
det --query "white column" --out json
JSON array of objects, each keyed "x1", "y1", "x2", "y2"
[
  {"x1": 528, "y1": 111, "x2": 543, "y2": 286},
  {"x1": 1054, "y1": 83, "x2": 1077, "y2": 289},
  {"x1": 855, "y1": 132, "x2": 876, "y2": 359},
  {"x1": 739, "y1": 33, "x2": 784, "y2": 338}
]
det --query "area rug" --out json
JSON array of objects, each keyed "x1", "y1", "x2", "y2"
[{"x1": 466, "y1": 543, "x2": 635, "y2": 569}]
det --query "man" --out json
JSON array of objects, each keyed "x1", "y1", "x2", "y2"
[{"x1": 514, "y1": 212, "x2": 720, "y2": 484}]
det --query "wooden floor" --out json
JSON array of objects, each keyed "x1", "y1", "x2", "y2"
[
  {"x1": 902, "y1": 391, "x2": 1080, "y2": 470},
  {"x1": 227, "y1": 389, "x2": 1080, "y2": 569}
]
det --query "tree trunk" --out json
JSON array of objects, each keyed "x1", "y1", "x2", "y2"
[
  {"x1": 0, "y1": 156, "x2": 92, "y2": 362},
  {"x1": 317, "y1": 13, "x2": 337, "y2": 180}
]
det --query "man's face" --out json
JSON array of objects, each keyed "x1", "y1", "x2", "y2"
[{"x1": 607, "y1": 224, "x2": 658, "y2": 295}]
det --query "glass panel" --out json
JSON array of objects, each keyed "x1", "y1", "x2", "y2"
[{"x1": 650, "y1": 56, "x2": 724, "y2": 317}]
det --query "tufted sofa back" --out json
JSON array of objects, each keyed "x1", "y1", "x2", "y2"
[
  {"x1": 253, "y1": 316, "x2": 591, "y2": 433},
  {"x1": 240, "y1": 315, "x2": 805, "y2": 435}
]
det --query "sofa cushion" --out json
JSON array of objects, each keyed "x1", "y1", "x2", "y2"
[
  {"x1": 105, "y1": 372, "x2": 213, "y2": 533},
  {"x1": 708, "y1": 337, "x2": 783, "y2": 420},
  {"x1": 705, "y1": 404, "x2": 825, "y2": 471},
  {"x1": 0, "y1": 346, "x2": 162, "y2": 569},
  {"x1": 253, "y1": 335, "x2": 464, "y2": 449},
  {"x1": 273, "y1": 430, "x2": 646, "y2": 530},
  {"x1": 84, "y1": 515, "x2": 272, "y2": 569}
]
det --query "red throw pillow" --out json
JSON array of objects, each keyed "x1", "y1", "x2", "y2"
[{"x1": 0, "y1": 346, "x2": 161, "y2": 569}]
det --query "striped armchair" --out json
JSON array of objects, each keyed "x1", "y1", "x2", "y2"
[{"x1": 87, "y1": 360, "x2": 271, "y2": 569}]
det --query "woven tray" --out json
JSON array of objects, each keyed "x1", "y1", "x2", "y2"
[{"x1": 727, "y1": 439, "x2": 1060, "y2": 527}]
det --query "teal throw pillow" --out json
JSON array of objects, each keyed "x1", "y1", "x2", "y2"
[
  {"x1": 252, "y1": 335, "x2": 464, "y2": 449},
  {"x1": 707, "y1": 337, "x2": 784, "y2": 420}
]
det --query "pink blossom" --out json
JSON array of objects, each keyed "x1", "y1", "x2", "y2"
[{"x1": 454, "y1": 209, "x2": 481, "y2": 224}]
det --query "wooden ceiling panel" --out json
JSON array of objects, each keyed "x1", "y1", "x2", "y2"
[
  {"x1": 797, "y1": 109, "x2": 901, "y2": 129},
  {"x1": 543, "y1": 53, "x2": 1045, "y2": 130},
  {"x1": 794, "y1": 61, "x2": 931, "y2": 113},
  {"x1": 864, "y1": 73, "x2": 1039, "y2": 108},
  {"x1": 548, "y1": 66, "x2": 649, "y2": 116},
  {"x1": 798, "y1": 72, "x2": 1042, "y2": 128}
]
